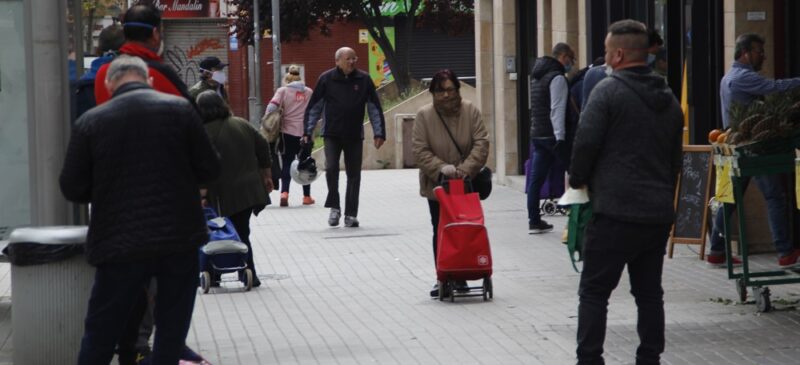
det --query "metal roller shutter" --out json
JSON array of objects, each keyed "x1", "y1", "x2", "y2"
[
  {"x1": 406, "y1": 26, "x2": 475, "y2": 86},
  {"x1": 162, "y1": 18, "x2": 229, "y2": 88}
]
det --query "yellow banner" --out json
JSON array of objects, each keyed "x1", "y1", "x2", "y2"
[
  {"x1": 715, "y1": 158, "x2": 734, "y2": 203},
  {"x1": 796, "y1": 159, "x2": 800, "y2": 209}
]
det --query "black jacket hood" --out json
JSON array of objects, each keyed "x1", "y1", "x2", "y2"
[
  {"x1": 611, "y1": 68, "x2": 675, "y2": 112},
  {"x1": 532, "y1": 56, "x2": 565, "y2": 80}
]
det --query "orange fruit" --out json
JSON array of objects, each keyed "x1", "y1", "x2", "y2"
[
  {"x1": 717, "y1": 133, "x2": 727, "y2": 144},
  {"x1": 708, "y1": 129, "x2": 722, "y2": 144}
]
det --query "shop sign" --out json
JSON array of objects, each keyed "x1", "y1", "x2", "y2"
[{"x1": 151, "y1": 0, "x2": 220, "y2": 18}]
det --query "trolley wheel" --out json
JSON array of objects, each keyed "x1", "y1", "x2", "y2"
[
  {"x1": 754, "y1": 287, "x2": 772, "y2": 312},
  {"x1": 437, "y1": 280, "x2": 445, "y2": 301},
  {"x1": 486, "y1": 277, "x2": 493, "y2": 299},
  {"x1": 449, "y1": 280, "x2": 455, "y2": 303},
  {"x1": 541, "y1": 200, "x2": 557, "y2": 216},
  {"x1": 200, "y1": 271, "x2": 210, "y2": 294},
  {"x1": 482, "y1": 277, "x2": 489, "y2": 301},
  {"x1": 244, "y1": 269, "x2": 253, "y2": 291},
  {"x1": 736, "y1": 278, "x2": 747, "y2": 303}
]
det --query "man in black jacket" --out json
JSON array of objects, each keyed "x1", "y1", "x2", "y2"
[
  {"x1": 60, "y1": 55, "x2": 220, "y2": 365},
  {"x1": 303, "y1": 46, "x2": 386, "y2": 228},
  {"x1": 527, "y1": 42, "x2": 575, "y2": 234},
  {"x1": 569, "y1": 20, "x2": 683, "y2": 365}
]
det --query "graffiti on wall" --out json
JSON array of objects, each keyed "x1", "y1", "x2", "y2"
[{"x1": 164, "y1": 38, "x2": 226, "y2": 86}]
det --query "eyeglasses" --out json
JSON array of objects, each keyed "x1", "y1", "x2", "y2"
[{"x1": 433, "y1": 87, "x2": 458, "y2": 96}]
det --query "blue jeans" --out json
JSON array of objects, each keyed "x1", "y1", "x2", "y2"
[
  {"x1": 78, "y1": 250, "x2": 198, "y2": 365},
  {"x1": 527, "y1": 137, "x2": 564, "y2": 224},
  {"x1": 323, "y1": 137, "x2": 363, "y2": 217},
  {"x1": 577, "y1": 214, "x2": 671, "y2": 365},
  {"x1": 709, "y1": 174, "x2": 791, "y2": 256}
]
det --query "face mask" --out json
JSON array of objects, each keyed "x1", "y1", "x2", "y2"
[
  {"x1": 211, "y1": 71, "x2": 227, "y2": 84},
  {"x1": 157, "y1": 40, "x2": 165, "y2": 57},
  {"x1": 564, "y1": 64, "x2": 573, "y2": 73},
  {"x1": 647, "y1": 53, "x2": 656, "y2": 64},
  {"x1": 604, "y1": 64, "x2": 613, "y2": 76}
]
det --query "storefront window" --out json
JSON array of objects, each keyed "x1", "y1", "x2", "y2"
[{"x1": 0, "y1": 0, "x2": 30, "y2": 236}]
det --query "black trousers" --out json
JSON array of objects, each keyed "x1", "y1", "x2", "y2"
[
  {"x1": 280, "y1": 133, "x2": 311, "y2": 196},
  {"x1": 78, "y1": 251, "x2": 198, "y2": 365},
  {"x1": 428, "y1": 199, "x2": 440, "y2": 262},
  {"x1": 577, "y1": 214, "x2": 671, "y2": 365},
  {"x1": 228, "y1": 207, "x2": 257, "y2": 277},
  {"x1": 323, "y1": 137, "x2": 363, "y2": 217}
]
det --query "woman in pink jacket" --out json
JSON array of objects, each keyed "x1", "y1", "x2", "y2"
[{"x1": 265, "y1": 65, "x2": 315, "y2": 206}]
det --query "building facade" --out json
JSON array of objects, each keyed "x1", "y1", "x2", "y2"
[{"x1": 477, "y1": 0, "x2": 800, "y2": 186}]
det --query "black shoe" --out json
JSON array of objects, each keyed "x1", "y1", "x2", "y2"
[
  {"x1": 252, "y1": 278, "x2": 262, "y2": 288},
  {"x1": 455, "y1": 280, "x2": 470, "y2": 293},
  {"x1": 529, "y1": 220, "x2": 554, "y2": 234}
]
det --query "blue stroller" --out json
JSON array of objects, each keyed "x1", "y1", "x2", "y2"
[{"x1": 199, "y1": 207, "x2": 254, "y2": 293}]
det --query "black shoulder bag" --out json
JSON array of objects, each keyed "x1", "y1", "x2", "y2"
[{"x1": 435, "y1": 110, "x2": 492, "y2": 200}]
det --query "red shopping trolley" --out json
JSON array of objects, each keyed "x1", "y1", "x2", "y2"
[{"x1": 434, "y1": 178, "x2": 493, "y2": 302}]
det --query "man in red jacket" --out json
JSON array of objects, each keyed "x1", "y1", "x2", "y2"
[{"x1": 94, "y1": 4, "x2": 191, "y2": 105}]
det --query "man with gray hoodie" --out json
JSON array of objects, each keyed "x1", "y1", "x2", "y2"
[{"x1": 569, "y1": 20, "x2": 683, "y2": 365}]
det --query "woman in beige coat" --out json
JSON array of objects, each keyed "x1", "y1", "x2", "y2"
[{"x1": 412, "y1": 69, "x2": 490, "y2": 297}]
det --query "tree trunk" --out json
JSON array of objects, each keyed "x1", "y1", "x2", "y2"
[
  {"x1": 359, "y1": 1, "x2": 421, "y2": 96},
  {"x1": 84, "y1": 2, "x2": 96, "y2": 55}
]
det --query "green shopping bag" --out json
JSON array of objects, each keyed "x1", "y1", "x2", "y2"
[{"x1": 566, "y1": 202, "x2": 592, "y2": 273}]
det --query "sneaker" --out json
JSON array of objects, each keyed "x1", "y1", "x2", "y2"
[
  {"x1": 706, "y1": 254, "x2": 742, "y2": 268},
  {"x1": 328, "y1": 208, "x2": 341, "y2": 226},
  {"x1": 455, "y1": 280, "x2": 470, "y2": 293},
  {"x1": 302, "y1": 196, "x2": 315, "y2": 205},
  {"x1": 344, "y1": 216, "x2": 359, "y2": 228},
  {"x1": 279, "y1": 192, "x2": 289, "y2": 207},
  {"x1": 778, "y1": 249, "x2": 800, "y2": 269},
  {"x1": 529, "y1": 220, "x2": 553, "y2": 234}
]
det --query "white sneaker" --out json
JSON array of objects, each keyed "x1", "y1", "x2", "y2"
[
  {"x1": 328, "y1": 208, "x2": 341, "y2": 226},
  {"x1": 344, "y1": 216, "x2": 359, "y2": 228}
]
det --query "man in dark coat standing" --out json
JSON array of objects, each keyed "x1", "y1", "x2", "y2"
[
  {"x1": 60, "y1": 55, "x2": 220, "y2": 365},
  {"x1": 527, "y1": 42, "x2": 575, "y2": 234},
  {"x1": 569, "y1": 20, "x2": 683, "y2": 365},
  {"x1": 302, "y1": 46, "x2": 386, "y2": 228}
]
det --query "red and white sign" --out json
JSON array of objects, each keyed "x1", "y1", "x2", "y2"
[{"x1": 151, "y1": 0, "x2": 219, "y2": 18}]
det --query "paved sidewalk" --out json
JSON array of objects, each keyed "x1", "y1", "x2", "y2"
[
  {"x1": 2, "y1": 169, "x2": 800, "y2": 364},
  {"x1": 184, "y1": 169, "x2": 800, "y2": 365}
]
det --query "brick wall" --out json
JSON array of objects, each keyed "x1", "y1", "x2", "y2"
[
  {"x1": 259, "y1": 20, "x2": 369, "y2": 102},
  {"x1": 227, "y1": 19, "x2": 250, "y2": 119},
  {"x1": 226, "y1": 20, "x2": 368, "y2": 119}
]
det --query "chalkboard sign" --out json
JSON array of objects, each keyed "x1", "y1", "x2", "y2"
[{"x1": 668, "y1": 145, "x2": 713, "y2": 259}]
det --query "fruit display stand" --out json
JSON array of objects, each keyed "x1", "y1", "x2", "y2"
[{"x1": 716, "y1": 136, "x2": 800, "y2": 312}]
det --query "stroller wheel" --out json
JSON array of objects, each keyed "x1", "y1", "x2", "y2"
[
  {"x1": 200, "y1": 271, "x2": 211, "y2": 294},
  {"x1": 541, "y1": 200, "x2": 557, "y2": 215},
  {"x1": 244, "y1": 269, "x2": 253, "y2": 291}
]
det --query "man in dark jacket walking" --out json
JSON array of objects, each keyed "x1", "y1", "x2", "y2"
[
  {"x1": 60, "y1": 55, "x2": 220, "y2": 365},
  {"x1": 569, "y1": 20, "x2": 683, "y2": 364},
  {"x1": 303, "y1": 46, "x2": 386, "y2": 228},
  {"x1": 527, "y1": 42, "x2": 575, "y2": 233}
]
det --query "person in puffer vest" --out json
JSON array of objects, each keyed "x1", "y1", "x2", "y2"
[{"x1": 527, "y1": 42, "x2": 575, "y2": 234}]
